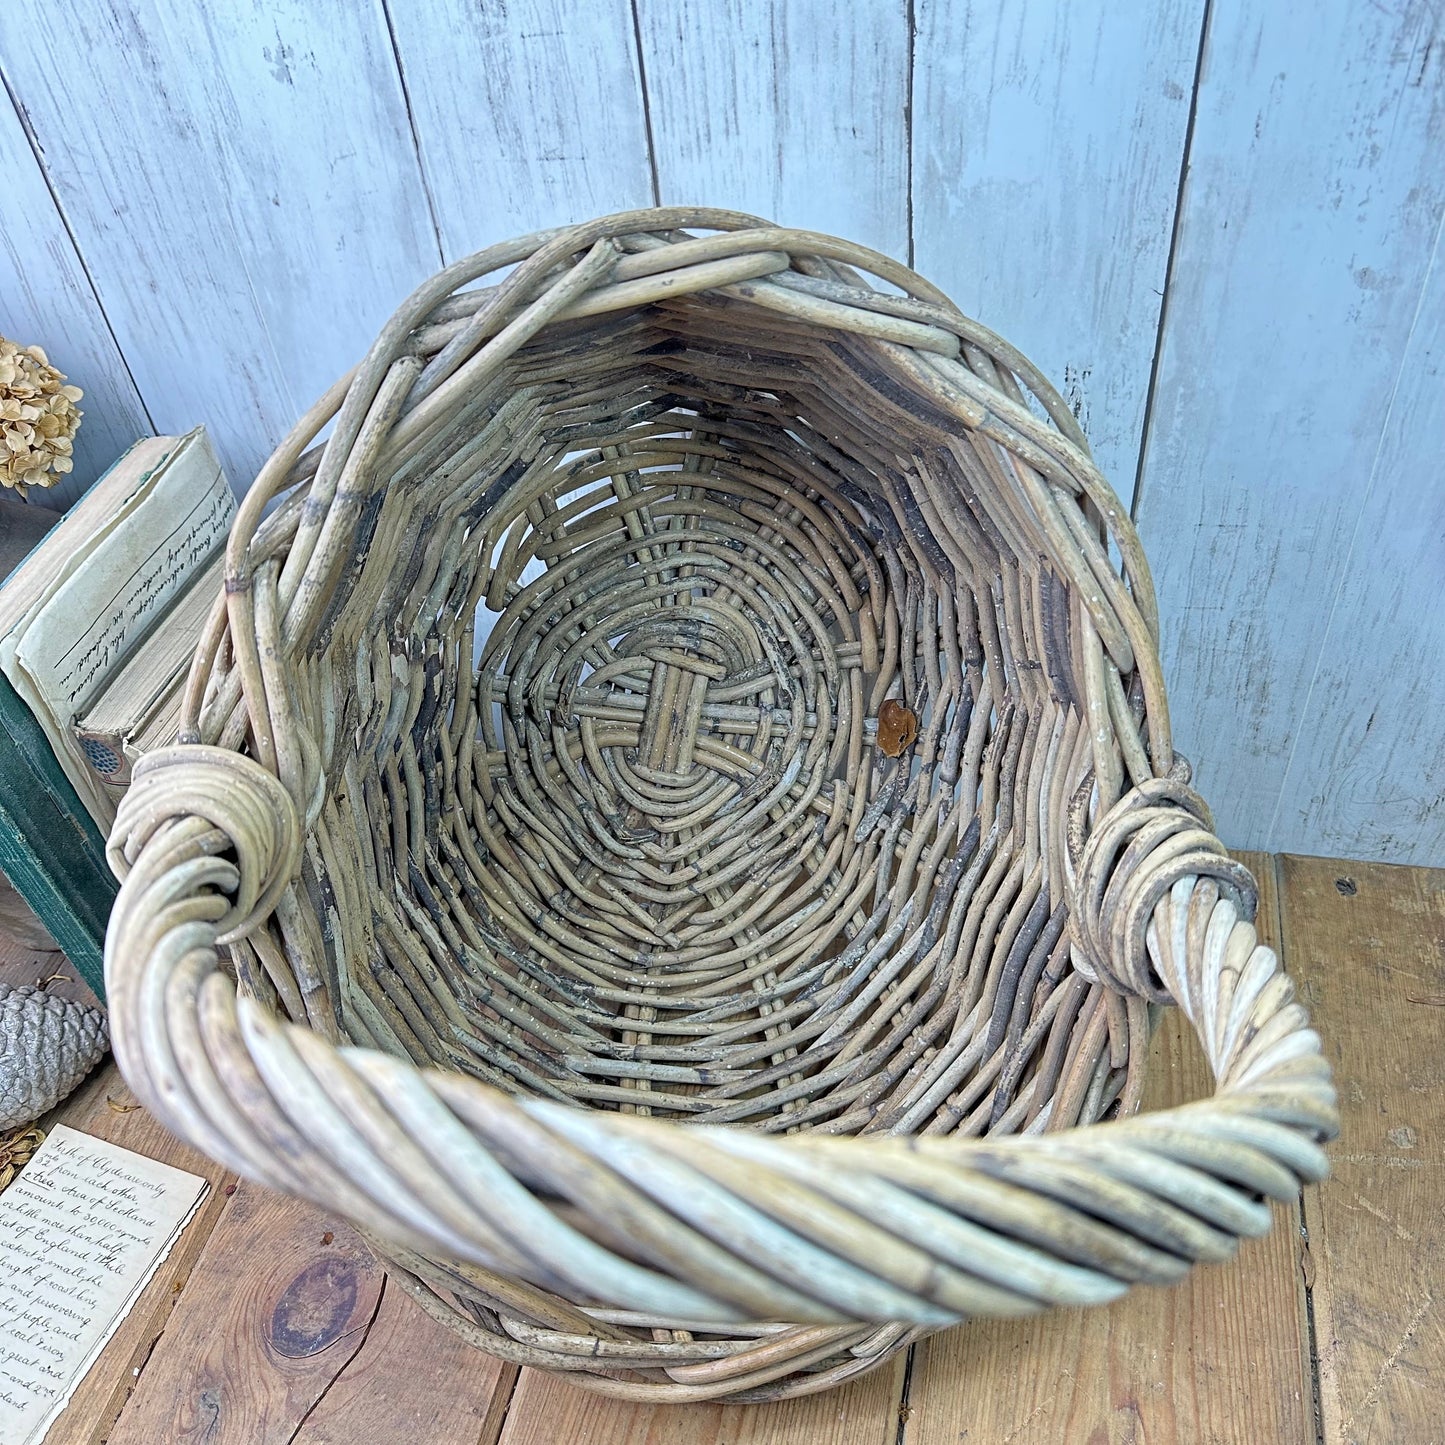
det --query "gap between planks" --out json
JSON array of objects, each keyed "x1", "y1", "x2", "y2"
[{"x1": 103, "y1": 1179, "x2": 517, "y2": 1445}]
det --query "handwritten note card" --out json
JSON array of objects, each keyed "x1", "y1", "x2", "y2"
[{"x1": 0, "y1": 1125, "x2": 208, "y2": 1445}]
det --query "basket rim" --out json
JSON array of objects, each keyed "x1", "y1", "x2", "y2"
[{"x1": 102, "y1": 209, "x2": 1337, "y2": 1391}]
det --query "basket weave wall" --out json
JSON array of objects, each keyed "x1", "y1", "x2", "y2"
[{"x1": 104, "y1": 209, "x2": 1337, "y2": 1402}]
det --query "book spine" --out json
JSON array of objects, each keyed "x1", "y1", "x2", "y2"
[
  {"x1": 0, "y1": 673, "x2": 115, "y2": 998},
  {"x1": 73, "y1": 726, "x2": 135, "y2": 789}
]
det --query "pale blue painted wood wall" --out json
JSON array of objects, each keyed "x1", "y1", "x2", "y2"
[{"x1": 1, "y1": 0, "x2": 1441, "y2": 864}]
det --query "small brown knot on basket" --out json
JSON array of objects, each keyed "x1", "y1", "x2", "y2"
[
  {"x1": 1069, "y1": 776, "x2": 1258, "y2": 1002},
  {"x1": 877, "y1": 698, "x2": 919, "y2": 758},
  {"x1": 107, "y1": 745, "x2": 301, "y2": 946}
]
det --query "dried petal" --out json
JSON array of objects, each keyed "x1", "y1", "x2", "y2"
[{"x1": 0, "y1": 335, "x2": 82, "y2": 490}]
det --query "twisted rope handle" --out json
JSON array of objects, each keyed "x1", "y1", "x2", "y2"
[{"x1": 106, "y1": 749, "x2": 1336, "y2": 1349}]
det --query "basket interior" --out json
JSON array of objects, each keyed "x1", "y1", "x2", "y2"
[{"x1": 287, "y1": 292, "x2": 1112, "y2": 1139}]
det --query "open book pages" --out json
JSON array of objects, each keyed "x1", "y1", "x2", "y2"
[
  {"x1": 72, "y1": 552, "x2": 224, "y2": 794},
  {"x1": 0, "y1": 1124, "x2": 210, "y2": 1445},
  {"x1": 0, "y1": 429, "x2": 234, "y2": 828}
]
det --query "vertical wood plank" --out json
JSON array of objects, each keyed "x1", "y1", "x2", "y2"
[
  {"x1": 499, "y1": 1351, "x2": 907, "y2": 1445},
  {"x1": 106, "y1": 1182, "x2": 385, "y2": 1444},
  {"x1": 288, "y1": 1271, "x2": 520, "y2": 1443},
  {"x1": 0, "y1": 0, "x2": 441, "y2": 492},
  {"x1": 1134, "y1": 0, "x2": 1445, "y2": 861},
  {"x1": 1280, "y1": 855, "x2": 1445, "y2": 1445},
  {"x1": 384, "y1": 0, "x2": 654, "y2": 261},
  {"x1": 902, "y1": 851, "x2": 1315, "y2": 1444},
  {"x1": 290, "y1": 1326, "x2": 514, "y2": 1445},
  {"x1": 635, "y1": 0, "x2": 911, "y2": 258},
  {"x1": 1268, "y1": 234, "x2": 1445, "y2": 864},
  {"x1": 0, "y1": 80, "x2": 151, "y2": 509},
  {"x1": 911, "y1": 0, "x2": 1204, "y2": 493},
  {"x1": 107, "y1": 1180, "x2": 517, "y2": 1445}
]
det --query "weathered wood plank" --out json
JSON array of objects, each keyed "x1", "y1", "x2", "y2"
[
  {"x1": 23, "y1": 1062, "x2": 237, "y2": 1445},
  {"x1": 911, "y1": 0, "x2": 1205, "y2": 493},
  {"x1": 1268, "y1": 233, "x2": 1445, "y2": 864},
  {"x1": 635, "y1": 0, "x2": 910, "y2": 258},
  {"x1": 106, "y1": 1178, "x2": 516, "y2": 1444},
  {"x1": 384, "y1": 0, "x2": 654, "y2": 260},
  {"x1": 499, "y1": 1351, "x2": 907, "y2": 1445},
  {"x1": 0, "y1": 930, "x2": 97, "y2": 1004},
  {"x1": 106, "y1": 1181, "x2": 382, "y2": 1444},
  {"x1": 0, "y1": 80, "x2": 151, "y2": 509},
  {"x1": 1281, "y1": 855, "x2": 1445, "y2": 1445},
  {"x1": 288, "y1": 1270, "x2": 518, "y2": 1444},
  {"x1": 0, "y1": 0, "x2": 441, "y2": 492},
  {"x1": 902, "y1": 850, "x2": 1314, "y2": 1444},
  {"x1": 1134, "y1": 0, "x2": 1445, "y2": 863}
]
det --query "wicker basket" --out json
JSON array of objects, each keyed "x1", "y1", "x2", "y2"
[{"x1": 104, "y1": 208, "x2": 1337, "y2": 1403}]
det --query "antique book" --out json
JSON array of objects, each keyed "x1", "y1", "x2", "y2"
[
  {"x1": 0, "y1": 431, "x2": 233, "y2": 994},
  {"x1": 0, "y1": 676, "x2": 113, "y2": 992},
  {"x1": 0, "y1": 427, "x2": 234, "y2": 827},
  {"x1": 73, "y1": 552, "x2": 224, "y2": 795}
]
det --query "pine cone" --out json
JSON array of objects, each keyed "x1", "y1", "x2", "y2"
[{"x1": 0, "y1": 983, "x2": 108, "y2": 1130}]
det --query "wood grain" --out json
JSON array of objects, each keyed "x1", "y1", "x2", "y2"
[
  {"x1": 911, "y1": 0, "x2": 1205, "y2": 494},
  {"x1": 1, "y1": 0, "x2": 1440, "y2": 866},
  {"x1": 0, "y1": 930, "x2": 72, "y2": 996},
  {"x1": 384, "y1": 0, "x2": 654, "y2": 261},
  {"x1": 636, "y1": 0, "x2": 910, "y2": 258},
  {"x1": 1269, "y1": 235, "x2": 1445, "y2": 865},
  {"x1": 901, "y1": 850, "x2": 1314, "y2": 1444},
  {"x1": 1134, "y1": 0, "x2": 1445, "y2": 864},
  {"x1": 499, "y1": 1351, "x2": 907, "y2": 1445},
  {"x1": 0, "y1": 81, "x2": 151, "y2": 509},
  {"x1": 31, "y1": 1063, "x2": 237, "y2": 1445},
  {"x1": 0, "y1": 0, "x2": 441, "y2": 491},
  {"x1": 1281, "y1": 855, "x2": 1445, "y2": 1445},
  {"x1": 106, "y1": 1182, "x2": 385, "y2": 1444},
  {"x1": 29, "y1": 852, "x2": 1445, "y2": 1440},
  {"x1": 106, "y1": 1178, "x2": 517, "y2": 1445},
  {"x1": 288, "y1": 1274, "x2": 518, "y2": 1445}
]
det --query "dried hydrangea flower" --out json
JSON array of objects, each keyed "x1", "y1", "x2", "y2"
[{"x1": 0, "y1": 336, "x2": 83, "y2": 497}]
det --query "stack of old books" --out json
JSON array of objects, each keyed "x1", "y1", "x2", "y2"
[{"x1": 0, "y1": 430, "x2": 233, "y2": 993}]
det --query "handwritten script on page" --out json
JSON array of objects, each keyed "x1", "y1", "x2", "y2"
[{"x1": 0, "y1": 1124, "x2": 208, "y2": 1445}]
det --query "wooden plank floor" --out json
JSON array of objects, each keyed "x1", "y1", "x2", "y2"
[{"x1": 4, "y1": 851, "x2": 1440, "y2": 1445}]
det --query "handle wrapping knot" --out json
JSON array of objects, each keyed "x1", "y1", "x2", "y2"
[
  {"x1": 108, "y1": 745, "x2": 301, "y2": 946},
  {"x1": 1069, "y1": 778, "x2": 1258, "y2": 1002}
]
